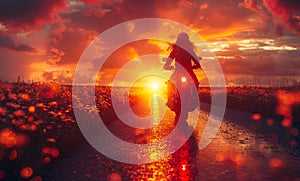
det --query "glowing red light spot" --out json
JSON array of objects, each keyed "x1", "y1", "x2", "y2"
[
  {"x1": 269, "y1": 158, "x2": 283, "y2": 168},
  {"x1": 41, "y1": 147, "x2": 52, "y2": 156},
  {"x1": 20, "y1": 167, "x2": 33, "y2": 179},
  {"x1": 41, "y1": 147, "x2": 59, "y2": 158},
  {"x1": 9, "y1": 150, "x2": 17, "y2": 160},
  {"x1": 252, "y1": 113, "x2": 261, "y2": 121},
  {"x1": 43, "y1": 156, "x2": 51, "y2": 164},
  {"x1": 28, "y1": 106, "x2": 35, "y2": 113},
  {"x1": 46, "y1": 138, "x2": 56, "y2": 143},
  {"x1": 51, "y1": 148, "x2": 60, "y2": 158},
  {"x1": 107, "y1": 172, "x2": 122, "y2": 181},
  {"x1": 19, "y1": 93, "x2": 30, "y2": 101},
  {"x1": 30, "y1": 176, "x2": 42, "y2": 181},
  {"x1": 281, "y1": 118, "x2": 292, "y2": 127},
  {"x1": 14, "y1": 110, "x2": 25, "y2": 117},
  {"x1": 30, "y1": 125, "x2": 37, "y2": 131},
  {"x1": 233, "y1": 154, "x2": 244, "y2": 165},
  {"x1": 215, "y1": 153, "x2": 225, "y2": 162},
  {"x1": 28, "y1": 116, "x2": 34, "y2": 122},
  {"x1": 0, "y1": 128, "x2": 16, "y2": 148}
]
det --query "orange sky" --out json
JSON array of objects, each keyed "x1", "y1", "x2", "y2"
[{"x1": 0, "y1": 0, "x2": 299, "y2": 86}]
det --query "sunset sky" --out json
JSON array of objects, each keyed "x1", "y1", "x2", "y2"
[{"x1": 0, "y1": 0, "x2": 299, "y2": 86}]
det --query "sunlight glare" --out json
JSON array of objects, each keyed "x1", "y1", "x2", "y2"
[{"x1": 152, "y1": 83, "x2": 159, "y2": 91}]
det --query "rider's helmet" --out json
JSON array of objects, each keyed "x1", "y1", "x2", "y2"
[
  {"x1": 177, "y1": 32, "x2": 189, "y2": 42},
  {"x1": 174, "y1": 32, "x2": 193, "y2": 52}
]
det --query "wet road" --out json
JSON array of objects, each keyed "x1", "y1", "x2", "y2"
[{"x1": 42, "y1": 97, "x2": 300, "y2": 180}]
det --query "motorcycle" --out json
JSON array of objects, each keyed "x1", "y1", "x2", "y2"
[{"x1": 163, "y1": 58, "x2": 201, "y2": 121}]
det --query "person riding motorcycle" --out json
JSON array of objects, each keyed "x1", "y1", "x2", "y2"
[
  {"x1": 164, "y1": 33, "x2": 201, "y2": 87},
  {"x1": 163, "y1": 33, "x2": 201, "y2": 121}
]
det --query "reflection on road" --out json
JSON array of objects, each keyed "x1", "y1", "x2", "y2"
[
  {"x1": 124, "y1": 93, "x2": 198, "y2": 180},
  {"x1": 42, "y1": 91, "x2": 300, "y2": 180}
]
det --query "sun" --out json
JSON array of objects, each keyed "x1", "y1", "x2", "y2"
[
  {"x1": 133, "y1": 75, "x2": 166, "y2": 92},
  {"x1": 152, "y1": 83, "x2": 159, "y2": 90}
]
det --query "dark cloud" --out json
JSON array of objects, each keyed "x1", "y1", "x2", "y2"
[
  {"x1": 80, "y1": 0, "x2": 123, "y2": 17},
  {"x1": 0, "y1": 0, "x2": 67, "y2": 30},
  {"x1": 264, "y1": 0, "x2": 300, "y2": 35},
  {"x1": 243, "y1": 0, "x2": 300, "y2": 35},
  {"x1": 45, "y1": 0, "x2": 160, "y2": 66},
  {"x1": 218, "y1": 52, "x2": 300, "y2": 76},
  {"x1": 46, "y1": 23, "x2": 67, "y2": 64},
  {"x1": 242, "y1": 0, "x2": 262, "y2": 12},
  {"x1": 46, "y1": 25, "x2": 98, "y2": 65},
  {"x1": 45, "y1": 0, "x2": 126, "y2": 65},
  {"x1": 41, "y1": 0, "x2": 269, "y2": 70},
  {"x1": 0, "y1": 32, "x2": 35, "y2": 52},
  {"x1": 217, "y1": 48, "x2": 300, "y2": 76},
  {"x1": 0, "y1": 0, "x2": 298, "y2": 83}
]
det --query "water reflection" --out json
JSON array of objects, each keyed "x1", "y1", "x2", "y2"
[
  {"x1": 150, "y1": 94, "x2": 165, "y2": 126},
  {"x1": 125, "y1": 93, "x2": 198, "y2": 180}
]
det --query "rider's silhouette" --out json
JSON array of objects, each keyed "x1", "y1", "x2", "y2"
[
  {"x1": 164, "y1": 33, "x2": 201, "y2": 122},
  {"x1": 164, "y1": 33, "x2": 201, "y2": 86}
]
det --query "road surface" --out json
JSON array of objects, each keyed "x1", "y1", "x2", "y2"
[{"x1": 42, "y1": 97, "x2": 300, "y2": 181}]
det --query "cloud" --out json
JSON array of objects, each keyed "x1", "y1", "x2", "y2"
[
  {"x1": 64, "y1": 0, "x2": 263, "y2": 40},
  {"x1": 0, "y1": 0, "x2": 123, "y2": 32},
  {"x1": 220, "y1": 49, "x2": 300, "y2": 76},
  {"x1": 1, "y1": 0, "x2": 299, "y2": 84},
  {"x1": 81, "y1": 0, "x2": 116, "y2": 6},
  {"x1": 263, "y1": 0, "x2": 300, "y2": 35},
  {"x1": 80, "y1": 0, "x2": 123, "y2": 17},
  {"x1": 0, "y1": 0, "x2": 68, "y2": 31},
  {"x1": 0, "y1": 32, "x2": 35, "y2": 52},
  {"x1": 199, "y1": 3, "x2": 209, "y2": 10},
  {"x1": 46, "y1": 23, "x2": 67, "y2": 64},
  {"x1": 177, "y1": 0, "x2": 197, "y2": 8},
  {"x1": 155, "y1": 0, "x2": 266, "y2": 39},
  {"x1": 243, "y1": 0, "x2": 300, "y2": 35},
  {"x1": 47, "y1": 47, "x2": 65, "y2": 65},
  {"x1": 209, "y1": 30, "x2": 300, "y2": 77},
  {"x1": 47, "y1": 25, "x2": 98, "y2": 65},
  {"x1": 242, "y1": 0, "x2": 262, "y2": 12},
  {"x1": 41, "y1": 70, "x2": 73, "y2": 83}
]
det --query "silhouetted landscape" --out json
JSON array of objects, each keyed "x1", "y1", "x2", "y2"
[{"x1": 0, "y1": 82, "x2": 299, "y2": 180}]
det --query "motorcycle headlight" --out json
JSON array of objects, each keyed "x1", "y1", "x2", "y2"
[{"x1": 181, "y1": 76, "x2": 187, "y2": 83}]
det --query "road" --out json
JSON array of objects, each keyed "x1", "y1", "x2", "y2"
[{"x1": 42, "y1": 96, "x2": 300, "y2": 181}]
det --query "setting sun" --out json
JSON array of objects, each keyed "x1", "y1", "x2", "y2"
[
  {"x1": 147, "y1": 77, "x2": 166, "y2": 92},
  {"x1": 132, "y1": 75, "x2": 167, "y2": 90},
  {"x1": 152, "y1": 83, "x2": 159, "y2": 91}
]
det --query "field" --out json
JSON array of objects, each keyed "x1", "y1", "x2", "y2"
[
  {"x1": 0, "y1": 83, "x2": 300, "y2": 180},
  {"x1": 199, "y1": 86, "x2": 300, "y2": 123}
]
